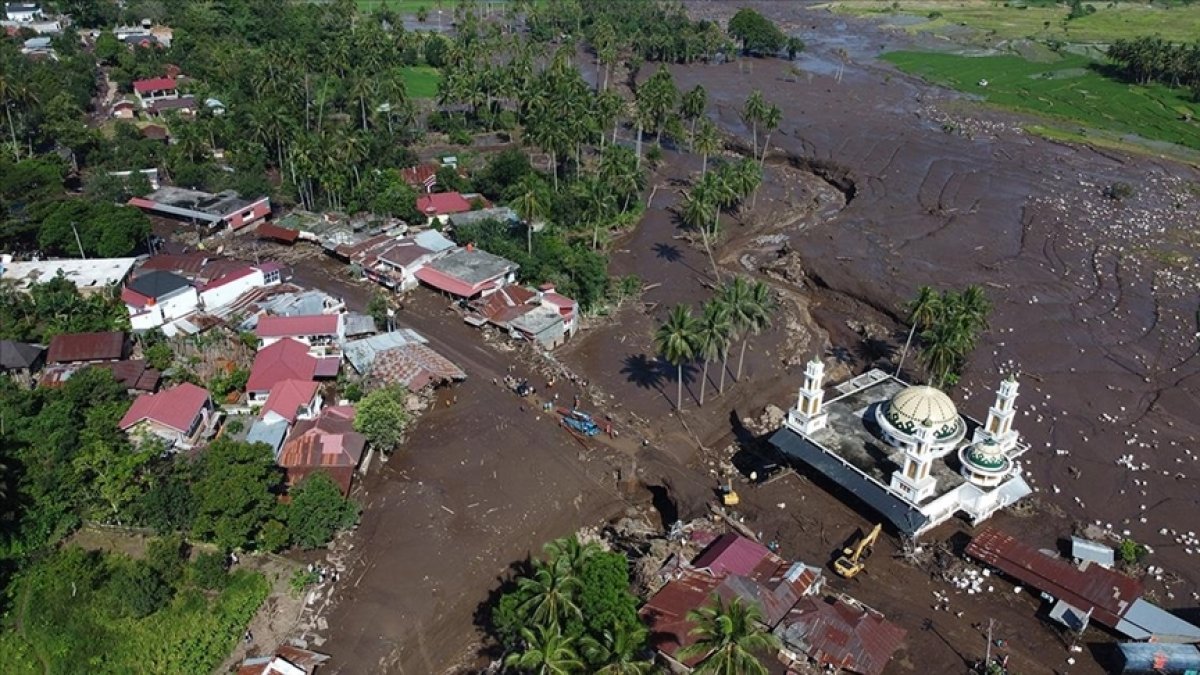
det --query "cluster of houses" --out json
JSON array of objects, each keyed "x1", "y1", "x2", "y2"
[
  {"x1": 112, "y1": 73, "x2": 223, "y2": 121},
  {"x1": 0, "y1": 245, "x2": 469, "y2": 499},
  {"x1": 641, "y1": 532, "x2": 907, "y2": 675}
]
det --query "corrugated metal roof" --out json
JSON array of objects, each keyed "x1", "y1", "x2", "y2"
[
  {"x1": 119, "y1": 382, "x2": 209, "y2": 433},
  {"x1": 693, "y1": 533, "x2": 771, "y2": 577},
  {"x1": 1115, "y1": 598, "x2": 1200, "y2": 643},
  {"x1": 777, "y1": 596, "x2": 907, "y2": 675},
  {"x1": 640, "y1": 569, "x2": 722, "y2": 665},
  {"x1": 966, "y1": 527, "x2": 1142, "y2": 628},
  {"x1": 246, "y1": 339, "x2": 317, "y2": 393},
  {"x1": 1071, "y1": 536, "x2": 1115, "y2": 568},
  {"x1": 256, "y1": 314, "x2": 340, "y2": 338},
  {"x1": 342, "y1": 330, "x2": 428, "y2": 374},
  {"x1": 46, "y1": 331, "x2": 127, "y2": 364},
  {"x1": 369, "y1": 343, "x2": 465, "y2": 391}
]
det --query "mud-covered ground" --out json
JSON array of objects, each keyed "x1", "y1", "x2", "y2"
[{"x1": 266, "y1": 3, "x2": 1200, "y2": 673}]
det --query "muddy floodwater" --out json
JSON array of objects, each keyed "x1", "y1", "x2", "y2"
[{"x1": 676, "y1": 2, "x2": 1200, "y2": 598}]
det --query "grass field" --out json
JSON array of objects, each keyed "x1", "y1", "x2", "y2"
[
  {"x1": 821, "y1": 1, "x2": 1200, "y2": 43},
  {"x1": 884, "y1": 50, "x2": 1200, "y2": 152},
  {"x1": 401, "y1": 66, "x2": 441, "y2": 99}
]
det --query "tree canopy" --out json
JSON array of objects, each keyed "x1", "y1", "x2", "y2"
[{"x1": 728, "y1": 8, "x2": 787, "y2": 56}]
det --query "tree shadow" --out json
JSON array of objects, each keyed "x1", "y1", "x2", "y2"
[
  {"x1": 653, "y1": 242, "x2": 683, "y2": 263},
  {"x1": 621, "y1": 353, "x2": 666, "y2": 392},
  {"x1": 472, "y1": 556, "x2": 535, "y2": 664},
  {"x1": 826, "y1": 344, "x2": 854, "y2": 365},
  {"x1": 856, "y1": 337, "x2": 894, "y2": 369}
]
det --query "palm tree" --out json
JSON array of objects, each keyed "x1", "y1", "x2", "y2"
[
  {"x1": 681, "y1": 183, "x2": 720, "y2": 281},
  {"x1": 677, "y1": 596, "x2": 779, "y2": 675},
  {"x1": 723, "y1": 277, "x2": 773, "y2": 382},
  {"x1": 919, "y1": 319, "x2": 967, "y2": 388},
  {"x1": 895, "y1": 285, "x2": 940, "y2": 377},
  {"x1": 505, "y1": 624, "x2": 584, "y2": 675},
  {"x1": 513, "y1": 174, "x2": 549, "y2": 255},
  {"x1": 958, "y1": 285, "x2": 991, "y2": 332},
  {"x1": 728, "y1": 158, "x2": 762, "y2": 209},
  {"x1": 742, "y1": 90, "x2": 766, "y2": 158},
  {"x1": 516, "y1": 559, "x2": 583, "y2": 630},
  {"x1": 582, "y1": 624, "x2": 654, "y2": 675},
  {"x1": 692, "y1": 118, "x2": 721, "y2": 178},
  {"x1": 696, "y1": 299, "x2": 733, "y2": 406},
  {"x1": 599, "y1": 145, "x2": 644, "y2": 213},
  {"x1": 758, "y1": 104, "x2": 782, "y2": 167},
  {"x1": 543, "y1": 536, "x2": 600, "y2": 578},
  {"x1": 680, "y1": 84, "x2": 707, "y2": 141},
  {"x1": 574, "y1": 177, "x2": 616, "y2": 250},
  {"x1": 654, "y1": 304, "x2": 700, "y2": 411}
]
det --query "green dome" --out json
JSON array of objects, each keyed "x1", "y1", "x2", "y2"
[{"x1": 964, "y1": 439, "x2": 1008, "y2": 471}]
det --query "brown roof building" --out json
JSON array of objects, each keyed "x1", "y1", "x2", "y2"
[
  {"x1": 45, "y1": 331, "x2": 128, "y2": 364},
  {"x1": 777, "y1": 596, "x2": 907, "y2": 675},
  {"x1": 277, "y1": 406, "x2": 366, "y2": 496}
]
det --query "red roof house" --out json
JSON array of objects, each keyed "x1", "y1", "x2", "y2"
[
  {"x1": 642, "y1": 534, "x2": 824, "y2": 668},
  {"x1": 256, "y1": 314, "x2": 343, "y2": 349},
  {"x1": 260, "y1": 379, "x2": 322, "y2": 423},
  {"x1": 46, "y1": 331, "x2": 128, "y2": 364},
  {"x1": 247, "y1": 338, "x2": 319, "y2": 398},
  {"x1": 966, "y1": 527, "x2": 1143, "y2": 629},
  {"x1": 133, "y1": 77, "x2": 177, "y2": 95},
  {"x1": 118, "y1": 382, "x2": 213, "y2": 448},
  {"x1": 400, "y1": 164, "x2": 439, "y2": 192},
  {"x1": 277, "y1": 406, "x2": 366, "y2": 496},
  {"x1": 416, "y1": 192, "x2": 472, "y2": 222},
  {"x1": 777, "y1": 596, "x2": 907, "y2": 675}
]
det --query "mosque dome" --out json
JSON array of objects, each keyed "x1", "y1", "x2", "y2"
[
  {"x1": 959, "y1": 438, "x2": 1012, "y2": 487},
  {"x1": 882, "y1": 385, "x2": 963, "y2": 442}
]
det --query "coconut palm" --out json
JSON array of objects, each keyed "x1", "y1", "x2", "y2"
[
  {"x1": 654, "y1": 304, "x2": 701, "y2": 411},
  {"x1": 696, "y1": 299, "x2": 733, "y2": 406},
  {"x1": 677, "y1": 596, "x2": 779, "y2": 675},
  {"x1": 513, "y1": 174, "x2": 549, "y2": 255},
  {"x1": 504, "y1": 624, "x2": 584, "y2": 675},
  {"x1": 515, "y1": 559, "x2": 583, "y2": 630},
  {"x1": 543, "y1": 536, "x2": 600, "y2": 578},
  {"x1": 581, "y1": 624, "x2": 654, "y2": 675},
  {"x1": 692, "y1": 118, "x2": 721, "y2": 177},
  {"x1": 758, "y1": 103, "x2": 782, "y2": 167},
  {"x1": 919, "y1": 319, "x2": 968, "y2": 388},
  {"x1": 958, "y1": 285, "x2": 991, "y2": 332},
  {"x1": 728, "y1": 158, "x2": 762, "y2": 209},
  {"x1": 680, "y1": 183, "x2": 720, "y2": 281},
  {"x1": 680, "y1": 84, "x2": 707, "y2": 140},
  {"x1": 723, "y1": 277, "x2": 772, "y2": 382},
  {"x1": 599, "y1": 144, "x2": 644, "y2": 213},
  {"x1": 574, "y1": 176, "x2": 617, "y2": 250},
  {"x1": 895, "y1": 285, "x2": 941, "y2": 377},
  {"x1": 742, "y1": 90, "x2": 766, "y2": 158}
]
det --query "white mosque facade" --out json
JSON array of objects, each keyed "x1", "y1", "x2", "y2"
[{"x1": 769, "y1": 359, "x2": 1031, "y2": 537}]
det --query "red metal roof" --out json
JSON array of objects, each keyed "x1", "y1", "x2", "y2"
[
  {"x1": 400, "y1": 164, "x2": 439, "y2": 190},
  {"x1": 278, "y1": 406, "x2": 365, "y2": 496},
  {"x1": 121, "y1": 285, "x2": 152, "y2": 309},
  {"x1": 261, "y1": 379, "x2": 320, "y2": 423},
  {"x1": 693, "y1": 533, "x2": 772, "y2": 577},
  {"x1": 246, "y1": 339, "x2": 318, "y2": 393},
  {"x1": 640, "y1": 569, "x2": 722, "y2": 665},
  {"x1": 256, "y1": 314, "x2": 340, "y2": 338},
  {"x1": 966, "y1": 527, "x2": 1143, "y2": 628},
  {"x1": 46, "y1": 331, "x2": 127, "y2": 364},
  {"x1": 138, "y1": 253, "x2": 247, "y2": 283},
  {"x1": 256, "y1": 222, "x2": 299, "y2": 243},
  {"x1": 779, "y1": 597, "x2": 907, "y2": 675},
  {"x1": 414, "y1": 265, "x2": 480, "y2": 298},
  {"x1": 199, "y1": 266, "x2": 257, "y2": 292},
  {"x1": 369, "y1": 343, "x2": 466, "y2": 391},
  {"x1": 416, "y1": 192, "x2": 472, "y2": 216},
  {"x1": 119, "y1": 382, "x2": 210, "y2": 433},
  {"x1": 133, "y1": 77, "x2": 177, "y2": 93}
]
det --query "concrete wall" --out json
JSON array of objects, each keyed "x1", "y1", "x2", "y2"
[{"x1": 199, "y1": 268, "x2": 265, "y2": 310}]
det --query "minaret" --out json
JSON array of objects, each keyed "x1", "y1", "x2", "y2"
[
  {"x1": 890, "y1": 419, "x2": 938, "y2": 503},
  {"x1": 973, "y1": 374, "x2": 1020, "y2": 452},
  {"x1": 787, "y1": 358, "x2": 828, "y2": 435}
]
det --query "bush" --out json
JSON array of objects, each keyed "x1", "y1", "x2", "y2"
[
  {"x1": 191, "y1": 551, "x2": 230, "y2": 590},
  {"x1": 146, "y1": 534, "x2": 188, "y2": 583},
  {"x1": 1118, "y1": 538, "x2": 1147, "y2": 566},
  {"x1": 286, "y1": 473, "x2": 359, "y2": 550},
  {"x1": 107, "y1": 560, "x2": 172, "y2": 618},
  {"x1": 449, "y1": 129, "x2": 474, "y2": 146},
  {"x1": 1104, "y1": 181, "x2": 1135, "y2": 201},
  {"x1": 259, "y1": 518, "x2": 290, "y2": 553}
]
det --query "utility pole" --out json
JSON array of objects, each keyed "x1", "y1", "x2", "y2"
[{"x1": 70, "y1": 221, "x2": 86, "y2": 259}]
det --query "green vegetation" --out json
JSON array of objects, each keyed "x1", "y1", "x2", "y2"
[
  {"x1": 353, "y1": 385, "x2": 412, "y2": 452},
  {"x1": 678, "y1": 596, "x2": 780, "y2": 675},
  {"x1": 728, "y1": 7, "x2": 787, "y2": 56},
  {"x1": 400, "y1": 66, "x2": 442, "y2": 99},
  {"x1": 1118, "y1": 538, "x2": 1149, "y2": 566},
  {"x1": 0, "y1": 546, "x2": 268, "y2": 674},
  {"x1": 654, "y1": 276, "x2": 773, "y2": 411},
  {"x1": 883, "y1": 51, "x2": 1200, "y2": 152},
  {"x1": 492, "y1": 536, "x2": 653, "y2": 674},
  {"x1": 824, "y1": 0, "x2": 1200, "y2": 44},
  {"x1": 898, "y1": 285, "x2": 991, "y2": 387}
]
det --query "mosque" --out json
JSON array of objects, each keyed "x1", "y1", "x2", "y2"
[{"x1": 768, "y1": 359, "x2": 1032, "y2": 537}]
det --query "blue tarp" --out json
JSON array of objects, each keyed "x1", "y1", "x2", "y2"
[{"x1": 1119, "y1": 642, "x2": 1200, "y2": 674}]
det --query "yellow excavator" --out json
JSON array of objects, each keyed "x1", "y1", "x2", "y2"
[{"x1": 833, "y1": 523, "x2": 882, "y2": 579}]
